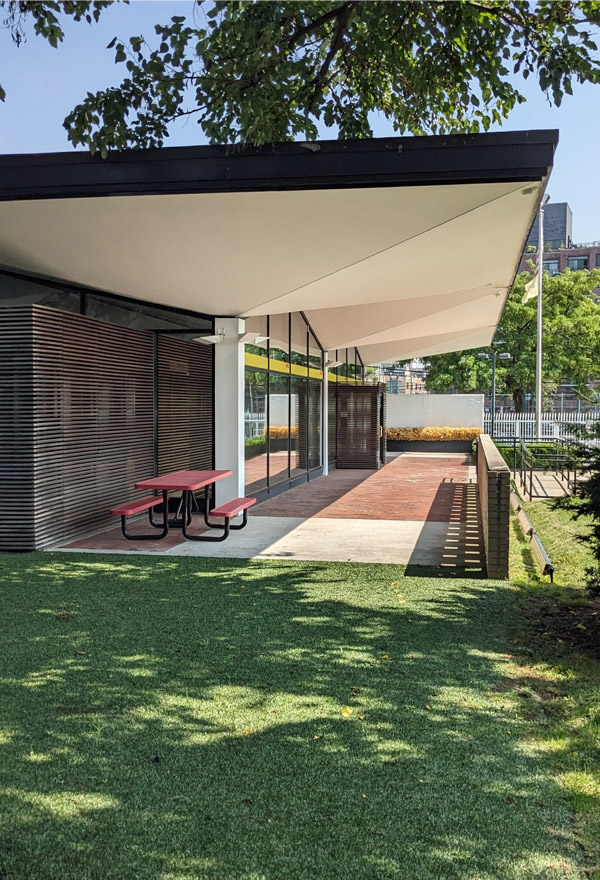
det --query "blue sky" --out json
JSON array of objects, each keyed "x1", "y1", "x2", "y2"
[{"x1": 2, "y1": 0, "x2": 599, "y2": 241}]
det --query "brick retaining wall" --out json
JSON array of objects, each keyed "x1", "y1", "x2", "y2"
[{"x1": 477, "y1": 434, "x2": 510, "y2": 579}]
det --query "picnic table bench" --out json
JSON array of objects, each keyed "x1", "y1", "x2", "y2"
[{"x1": 110, "y1": 469, "x2": 256, "y2": 542}]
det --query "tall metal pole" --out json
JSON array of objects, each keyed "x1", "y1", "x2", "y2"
[
  {"x1": 535, "y1": 203, "x2": 545, "y2": 440},
  {"x1": 491, "y1": 350, "x2": 497, "y2": 439}
]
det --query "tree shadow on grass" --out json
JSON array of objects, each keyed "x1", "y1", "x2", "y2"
[{"x1": 0, "y1": 554, "x2": 591, "y2": 879}]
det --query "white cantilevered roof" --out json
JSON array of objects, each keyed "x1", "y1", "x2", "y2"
[{"x1": 0, "y1": 133, "x2": 555, "y2": 362}]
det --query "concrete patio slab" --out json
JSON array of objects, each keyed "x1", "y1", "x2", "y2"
[
  {"x1": 52, "y1": 453, "x2": 483, "y2": 569},
  {"x1": 163, "y1": 514, "x2": 482, "y2": 566}
]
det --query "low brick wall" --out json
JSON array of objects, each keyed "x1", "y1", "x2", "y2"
[{"x1": 477, "y1": 434, "x2": 510, "y2": 579}]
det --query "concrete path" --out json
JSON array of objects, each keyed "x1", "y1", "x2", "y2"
[
  {"x1": 164, "y1": 513, "x2": 481, "y2": 566},
  {"x1": 515, "y1": 470, "x2": 572, "y2": 499},
  {"x1": 55, "y1": 453, "x2": 484, "y2": 570}
]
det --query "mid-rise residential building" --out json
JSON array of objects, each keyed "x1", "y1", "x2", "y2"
[{"x1": 518, "y1": 201, "x2": 600, "y2": 279}]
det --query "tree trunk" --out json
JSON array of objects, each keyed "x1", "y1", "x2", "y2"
[{"x1": 513, "y1": 388, "x2": 524, "y2": 413}]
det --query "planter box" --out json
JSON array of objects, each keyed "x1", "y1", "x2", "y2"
[{"x1": 387, "y1": 440, "x2": 473, "y2": 453}]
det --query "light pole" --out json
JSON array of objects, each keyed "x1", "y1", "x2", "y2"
[
  {"x1": 535, "y1": 194, "x2": 550, "y2": 440},
  {"x1": 478, "y1": 349, "x2": 511, "y2": 438}
]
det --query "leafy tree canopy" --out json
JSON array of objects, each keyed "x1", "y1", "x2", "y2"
[
  {"x1": 46, "y1": 0, "x2": 600, "y2": 154},
  {"x1": 423, "y1": 268, "x2": 600, "y2": 411}
]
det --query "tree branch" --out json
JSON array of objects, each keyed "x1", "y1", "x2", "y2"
[{"x1": 308, "y1": 1, "x2": 358, "y2": 111}]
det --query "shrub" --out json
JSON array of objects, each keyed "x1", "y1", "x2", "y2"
[
  {"x1": 386, "y1": 427, "x2": 483, "y2": 442},
  {"x1": 244, "y1": 436, "x2": 266, "y2": 458},
  {"x1": 263, "y1": 426, "x2": 298, "y2": 440}
]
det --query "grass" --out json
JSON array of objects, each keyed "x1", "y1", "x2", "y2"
[
  {"x1": 0, "y1": 552, "x2": 593, "y2": 880},
  {"x1": 509, "y1": 496, "x2": 600, "y2": 878},
  {"x1": 516, "y1": 495, "x2": 595, "y2": 589}
]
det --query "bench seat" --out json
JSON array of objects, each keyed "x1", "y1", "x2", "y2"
[
  {"x1": 110, "y1": 494, "x2": 167, "y2": 540},
  {"x1": 210, "y1": 497, "x2": 257, "y2": 518},
  {"x1": 200, "y1": 496, "x2": 256, "y2": 541},
  {"x1": 110, "y1": 496, "x2": 163, "y2": 517}
]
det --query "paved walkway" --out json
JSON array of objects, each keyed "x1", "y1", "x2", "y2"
[
  {"x1": 57, "y1": 453, "x2": 484, "y2": 570},
  {"x1": 515, "y1": 470, "x2": 572, "y2": 499}
]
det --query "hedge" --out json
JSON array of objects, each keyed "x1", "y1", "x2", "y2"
[
  {"x1": 244, "y1": 437, "x2": 267, "y2": 458},
  {"x1": 386, "y1": 427, "x2": 483, "y2": 442},
  {"x1": 263, "y1": 426, "x2": 298, "y2": 440}
]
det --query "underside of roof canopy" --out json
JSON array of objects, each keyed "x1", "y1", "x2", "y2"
[{"x1": 0, "y1": 131, "x2": 557, "y2": 363}]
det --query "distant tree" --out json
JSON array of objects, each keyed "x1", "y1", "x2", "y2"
[
  {"x1": 423, "y1": 269, "x2": 600, "y2": 412},
  {"x1": 0, "y1": 0, "x2": 111, "y2": 102},
  {"x1": 59, "y1": 0, "x2": 600, "y2": 155}
]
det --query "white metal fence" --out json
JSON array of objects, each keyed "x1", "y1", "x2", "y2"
[{"x1": 484, "y1": 411, "x2": 600, "y2": 440}]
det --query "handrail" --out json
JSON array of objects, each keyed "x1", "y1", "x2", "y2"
[
  {"x1": 516, "y1": 437, "x2": 580, "y2": 500},
  {"x1": 510, "y1": 491, "x2": 554, "y2": 581}
]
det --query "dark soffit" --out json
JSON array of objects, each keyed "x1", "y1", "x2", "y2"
[{"x1": 0, "y1": 130, "x2": 558, "y2": 202}]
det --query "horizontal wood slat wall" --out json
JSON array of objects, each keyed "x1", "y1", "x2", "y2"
[
  {"x1": 31, "y1": 306, "x2": 155, "y2": 548},
  {"x1": 157, "y1": 335, "x2": 213, "y2": 475},
  {"x1": 336, "y1": 384, "x2": 386, "y2": 469},
  {"x1": 0, "y1": 308, "x2": 35, "y2": 549}
]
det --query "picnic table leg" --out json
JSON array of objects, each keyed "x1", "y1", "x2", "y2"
[
  {"x1": 121, "y1": 491, "x2": 169, "y2": 540},
  {"x1": 202, "y1": 484, "x2": 214, "y2": 528},
  {"x1": 149, "y1": 491, "x2": 171, "y2": 530},
  {"x1": 182, "y1": 489, "x2": 231, "y2": 542}
]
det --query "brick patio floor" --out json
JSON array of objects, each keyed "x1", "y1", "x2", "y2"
[
  {"x1": 57, "y1": 453, "x2": 483, "y2": 569},
  {"x1": 252, "y1": 453, "x2": 473, "y2": 522}
]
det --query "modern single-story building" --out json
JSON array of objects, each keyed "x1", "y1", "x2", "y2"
[{"x1": 0, "y1": 131, "x2": 557, "y2": 550}]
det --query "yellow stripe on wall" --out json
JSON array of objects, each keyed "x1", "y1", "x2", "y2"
[{"x1": 244, "y1": 351, "x2": 324, "y2": 380}]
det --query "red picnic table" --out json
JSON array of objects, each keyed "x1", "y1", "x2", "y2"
[{"x1": 134, "y1": 469, "x2": 233, "y2": 541}]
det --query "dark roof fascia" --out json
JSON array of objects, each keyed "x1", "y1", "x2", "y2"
[{"x1": 0, "y1": 130, "x2": 558, "y2": 202}]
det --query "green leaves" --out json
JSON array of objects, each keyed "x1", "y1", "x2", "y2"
[
  {"x1": 424, "y1": 268, "x2": 600, "y2": 411},
  {"x1": 5, "y1": 0, "x2": 600, "y2": 149}
]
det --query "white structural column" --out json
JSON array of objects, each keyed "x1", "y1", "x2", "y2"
[
  {"x1": 322, "y1": 354, "x2": 329, "y2": 476},
  {"x1": 213, "y1": 317, "x2": 245, "y2": 506}
]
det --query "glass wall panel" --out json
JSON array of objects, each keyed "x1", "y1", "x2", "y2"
[
  {"x1": 244, "y1": 368, "x2": 268, "y2": 493},
  {"x1": 243, "y1": 311, "x2": 323, "y2": 491},
  {"x1": 356, "y1": 350, "x2": 365, "y2": 383},
  {"x1": 291, "y1": 313, "x2": 308, "y2": 373},
  {"x1": 335, "y1": 348, "x2": 348, "y2": 383},
  {"x1": 328, "y1": 383, "x2": 337, "y2": 463},
  {"x1": 309, "y1": 330, "x2": 322, "y2": 373},
  {"x1": 269, "y1": 313, "x2": 289, "y2": 371},
  {"x1": 244, "y1": 315, "x2": 269, "y2": 360},
  {"x1": 347, "y1": 347, "x2": 358, "y2": 382},
  {"x1": 268, "y1": 372, "x2": 290, "y2": 485},
  {"x1": 308, "y1": 380, "x2": 322, "y2": 469},
  {"x1": 0, "y1": 273, "x2": 80, "y2": 312},
  {"x1": 87, "y1": 293, "x2": 212, "y2": 332},
  {"x1": 290, "y1": 375, "x2": 307, "y2": 480}
]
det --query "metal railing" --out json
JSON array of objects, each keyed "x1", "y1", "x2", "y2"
[
  {"x1": 484, "y1": 411, "x2": 600, "y2": 441},
  {"x1": 510, "y1": 491, "x2": 554, "y2": 581},
  {"x1": 501, "y1": 437, "x2": 580, "y2": 501}
]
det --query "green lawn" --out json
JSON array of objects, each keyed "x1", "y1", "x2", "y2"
[
  {"x1": 0, "y1": 552, "x2": 592, "y2": 880},
  {"x1": 509, "y1": 498, "x2": 600, "y2": 879}
]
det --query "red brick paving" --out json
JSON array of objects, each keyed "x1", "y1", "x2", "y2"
[
  {"x1": 252, "y1": 454, "x2": 474, "y2": 522},
  {"x1": 63, "y1": 520, "x2": 208, "y2": 552},
  {"x1": 61, "y1": 454, "x2": 477, "y2": 553}
]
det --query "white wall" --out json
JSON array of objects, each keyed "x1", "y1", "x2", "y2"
[
  {"x1": 214, "y1": 318, "x2": 245, "y2": 505},
  {"x1": 386, "y1": 394, "x2": 484, "y2": 429}
]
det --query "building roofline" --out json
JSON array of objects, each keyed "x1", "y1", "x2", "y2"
[{"x1": 0, "y1": 129, "x2": 558, "y2": 202}]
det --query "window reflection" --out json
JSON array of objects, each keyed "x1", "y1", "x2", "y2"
[{"x1": 244, "y1": 368, "x2": 268, "y2": 493}]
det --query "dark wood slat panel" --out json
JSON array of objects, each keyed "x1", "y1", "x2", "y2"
[
  {"x1": 0, "y1": 308, "x2": 35, "y2": 549},
  {"x1": 0, "y1": 307, "x2": 215, "y2": 550},
  {"x1": 336, "y1": 384, "x2": 386, "y2": 469},
  {"x1": 30, "y1": 306, "x2": 155, "y2": 548},
  {"x1": 157, "y1": 336, "x2": 213, "y2": 475}
]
